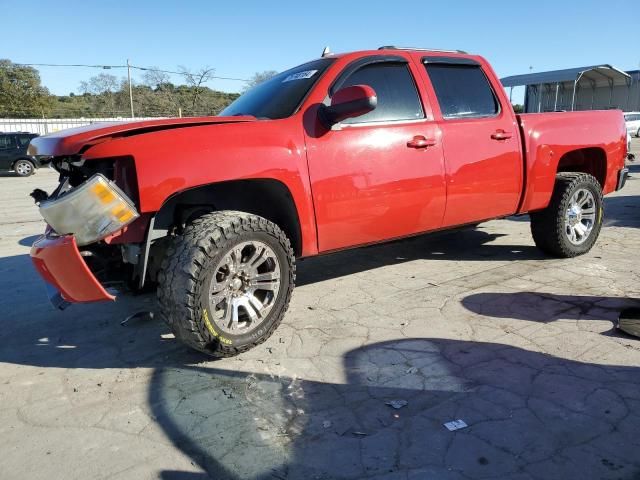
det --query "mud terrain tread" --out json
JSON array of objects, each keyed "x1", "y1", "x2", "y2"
[
  {"x1": 530, "y1": 172, "x2": 603, "y2": 258},
  {"x1": 157, "y1": 211, "x2": 295, "y2": 357}
]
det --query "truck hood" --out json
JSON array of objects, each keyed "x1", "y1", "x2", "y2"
[{"x1": 28, "y1": 116, "x2": 257, "y2": 157}]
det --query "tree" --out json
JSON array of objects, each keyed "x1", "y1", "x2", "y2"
[
  {"x1": 245, "y1": 70, "x2": 278, "y2": 91},
  {"x1": 78, "y1": 73, "x2": 123, "y2": 115},
  {"x1": 0, "y1": 58, "x2": 240, "y2": 118},
  {"x1": 179, "y1": 66, "x2": 215, "y2": 111},
  {"x1": 141, "y1": 67, "x2": 180, "y2": 114},
  {"x1": 79, "y1": 73, "x2": 119, "y2": 95},
  {"x1": 142, "y1": 68, "x2": 172, "y2": 90},
  {"x1": 0, "y1": 59, "x2": 53, "y2": 117}
]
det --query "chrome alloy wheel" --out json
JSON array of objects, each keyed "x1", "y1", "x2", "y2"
[
  {"x1": 564, "y1": 188, "x2": 596, "y2": 245},
  {"x1": 15, "y1": 161, "x2": 33, "y2": 176},
  {"x1": 207, "y1": 240, "x2": 281, "y2": 334}
]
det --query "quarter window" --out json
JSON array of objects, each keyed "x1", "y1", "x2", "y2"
[
  {"x1": 338, "y1": 62, "x2": 424, "y2": 124},
  {"x1": 17, "y1": 135, "x2": 33, "y2": 147},
  {"x1": 424, "y1": 64, "x2": 499, "y2": 119}
]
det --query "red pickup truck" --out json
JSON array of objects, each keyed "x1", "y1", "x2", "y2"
[{"x1": 29, "y1": 47, "x2": 630, "y2": 356}]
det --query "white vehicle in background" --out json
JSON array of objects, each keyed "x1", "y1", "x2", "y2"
[{"x1": 624, "y1": 112, "x2": 640, "y2": 138}]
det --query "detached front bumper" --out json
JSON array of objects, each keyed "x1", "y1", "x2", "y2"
[{"x1": 30, "y1": 234, "x2": 115, "y2": 306}]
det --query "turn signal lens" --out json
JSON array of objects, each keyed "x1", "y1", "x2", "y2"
[{"x1": 39, "y1": 174, "x2": 139, "y2": 246}]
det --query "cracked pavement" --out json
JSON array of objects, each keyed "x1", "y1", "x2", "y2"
[{"x1": 1, "y1": 141, "x2": 639, "y2": 479}]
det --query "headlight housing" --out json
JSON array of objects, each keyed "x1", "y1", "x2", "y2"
[{"x1": 39, "y1": 174, "x2": 140, "y2": 246}]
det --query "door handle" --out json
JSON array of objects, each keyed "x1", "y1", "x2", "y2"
[
  {"x1": 407, "y1": 135, "x2": 437, "y2": 149},
  {"x1": 491, "y1": 130, "x2": 513, "y2": 140}
]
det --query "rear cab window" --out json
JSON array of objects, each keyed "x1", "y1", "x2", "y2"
[{"x1": 423, "y1": 58, "x2": 500, "y2": 119}]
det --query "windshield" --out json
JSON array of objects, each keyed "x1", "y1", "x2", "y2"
[{"x1": 220, "y1": 58, "x2": 334, "y2": 119}]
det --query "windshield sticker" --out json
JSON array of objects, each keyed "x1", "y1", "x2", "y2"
[{"x1": 282, "y1": 70, "x2": 318, "y2": 82}]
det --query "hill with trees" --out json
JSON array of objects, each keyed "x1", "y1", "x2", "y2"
[{"x1": 0, "y1": 60, "x2": 279, "y2": 118}]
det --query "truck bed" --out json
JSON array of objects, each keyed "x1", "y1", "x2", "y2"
[{"x1": 515, "y1": 110, "x2": 627, "y2": 213}]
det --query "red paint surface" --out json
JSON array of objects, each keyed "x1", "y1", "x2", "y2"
[
  {"x1": 31, "y1": 235, "x2": 115, "y2": 303},
  {"x1": 29, "y1": 49, "x2": 628, "y2": 302}
]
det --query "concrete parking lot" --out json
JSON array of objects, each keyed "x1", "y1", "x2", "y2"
[{"x1": 1, "y1": 141, "x2": 639, "y2": 480}]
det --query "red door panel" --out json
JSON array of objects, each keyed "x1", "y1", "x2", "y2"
[
  {"x1": 439, "y1": 118, "x2": 522, "y2": 226},
  {"x1": 305, "y1": 122, "x2": 446, "y2": 252},
  {"x1": 414, "y1": 56, "x2": 523, "y2": 227}
]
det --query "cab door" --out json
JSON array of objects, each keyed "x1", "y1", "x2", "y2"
[
  {"x1": 304, "y1": 56, "x2": 447, "y2": 252},
  {"x1": 418, "y1": 57, "x2": 523, "y2": 227}
]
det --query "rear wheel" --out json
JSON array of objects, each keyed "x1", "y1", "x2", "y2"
[
  {"x1": 157, "y1": 211, "x2": 295, "y2": 357},
  {"x1": 14, "y1": 159, "x2": 35, "y2": 177},
  {"x1": 530, "y1": 173, "x2": 603, "y2": 257}
]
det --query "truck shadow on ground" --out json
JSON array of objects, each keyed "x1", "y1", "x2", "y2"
[
  {"x1": 2, "y1": 244, "x2": 640, "y2": 477},
  {"x1": 602, "y1": 194, "x2": 640, "y2": 228},
  {"x1": 2, "y1": 320, "x2": 640, "y2": 479},
  {"x1": 2, "y1": 270, "x2": 640, "y2": 476},
  {"x1": 296, "y1": 227, "x2": 547, "y2": 287},
  {"x1": 150, "y1": 338, "x2": 640, "y2": 480},
  {"x1": 462, "y1": 292, "x2": 640, "y2": 338}
]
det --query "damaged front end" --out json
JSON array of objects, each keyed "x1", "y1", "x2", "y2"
[{"x1": 30, "y1": 156, "x2": 148, "y2": 309}]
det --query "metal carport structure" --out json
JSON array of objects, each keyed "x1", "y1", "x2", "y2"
[{"x1": 501, "y1": 65, "x2": 635, "y2": 113}]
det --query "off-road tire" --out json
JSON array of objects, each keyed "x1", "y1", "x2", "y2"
[
  {"x1": 530, "y1": 172, "x2": 603, "y2": 258},
  {"x1": 14, "y1": 159, "x2": 35, "y2": 177},
  {"x1": 157, "y1": 211, "x2": 295, "y2": 357}
]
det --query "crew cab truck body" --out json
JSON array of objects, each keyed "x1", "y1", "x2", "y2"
[{"x1": 28, "y1": 47, "x2": 629, "y2": 356}]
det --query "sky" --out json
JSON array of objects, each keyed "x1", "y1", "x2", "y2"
[{"x1": 2, "y1": 0, "x2": 638, "y2": 97}]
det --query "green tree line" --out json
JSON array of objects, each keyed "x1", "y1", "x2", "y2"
[{"x1": 0, "y1": 59, "x2": 274, "y2": 118}]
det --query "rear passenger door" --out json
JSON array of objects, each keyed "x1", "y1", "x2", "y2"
[{"x1": 420, "y1": 57, "x2": 523, "y2": 227}]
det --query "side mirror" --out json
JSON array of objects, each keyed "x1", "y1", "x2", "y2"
[{"x1": 320, "y1": 85, "x2": 377, "y2": 126}]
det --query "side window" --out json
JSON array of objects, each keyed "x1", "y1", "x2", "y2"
[
  {"x1": 424, "y1": 64, "x2": 499, "y2": 119},
  {"x1": 16, "y1": 135, "x2": 32, "y2": 148},
  {"x1": 0, "y1": 136, "x2": 15, "y2": 150},
  {"x1": 338, "y1": 62, "x2": 424, "y2": 124}
]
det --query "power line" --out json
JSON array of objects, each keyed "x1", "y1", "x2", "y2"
[
  {"x1": 129, "y1": 65, "x2": 248, "y2": 82},
  {"x1": 11, "y1": 62, "x2": 125, "y2": 69},
  {"x1": 9, "y1": 62, "x2": 249, "y2": 82}
]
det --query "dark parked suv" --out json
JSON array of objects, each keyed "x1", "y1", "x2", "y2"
[{"x1": 0, "y1": 132, "x2": 42, "y2": 176}]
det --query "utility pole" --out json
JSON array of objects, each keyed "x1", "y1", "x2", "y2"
[{"x1": 127, "y1": 59, "x2": 134, "y2": 118}]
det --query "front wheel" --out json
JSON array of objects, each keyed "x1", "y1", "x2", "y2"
[
  {"x1": 157, "y1": 211, "x2": 295, "y2": 357},
  {"x1": 14, "y1": 159, "x2": 35, "y2": 177},
  {"x1": 530, "y1": 173, "x2": 603, "y2": 257}
]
